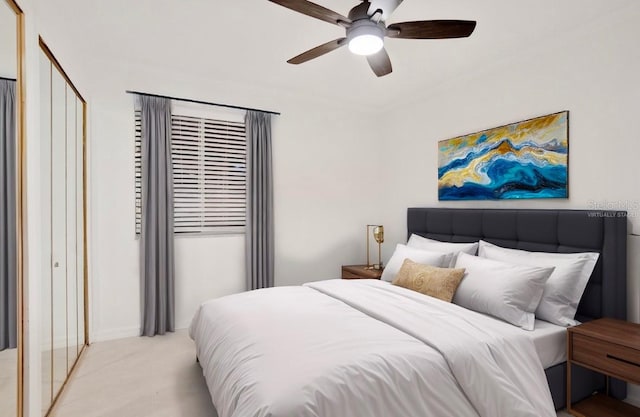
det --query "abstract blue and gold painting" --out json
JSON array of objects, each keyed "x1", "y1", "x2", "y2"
[{"x1": 438, "y1": 111, "x2": 569, "y2": 200}]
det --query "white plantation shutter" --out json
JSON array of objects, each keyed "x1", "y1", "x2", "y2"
[
  {"x1": 135, "y1": 110, "x2": 142, "y2": 233},
  {"x1": 135, "y1": 106, "x2": 246, "y2": 235}
]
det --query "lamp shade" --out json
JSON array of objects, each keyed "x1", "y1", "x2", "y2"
[
  {"x1": 366, "y1": 224, "x2": 385, "y2": 270},
  {"x1": 373, "y1": 226, "x2": 384, "y2": 244}
]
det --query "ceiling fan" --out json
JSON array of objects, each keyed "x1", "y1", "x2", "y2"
[{"x1": 268, "y1": 0, "x2": 477, "y2": 77}]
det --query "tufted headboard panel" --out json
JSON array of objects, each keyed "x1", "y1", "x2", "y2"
[{"x1": 407, "y1": 208, "x2": 627, "y2": 323}]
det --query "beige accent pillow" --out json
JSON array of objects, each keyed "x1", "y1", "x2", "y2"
[{"x1": 392, "y1": 259, "x2": 466, "y2": 303}]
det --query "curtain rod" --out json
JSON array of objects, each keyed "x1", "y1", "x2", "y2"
[
  {"x1": 0, "y1": 76, "x2": 17, "y2": 81},
  {"x1": 126, "y1": 90, "x2": 280, "y2": 116}
]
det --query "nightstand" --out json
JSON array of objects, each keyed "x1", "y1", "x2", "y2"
[
  {"x1": 567, "y1": 318, "x2": 640, "y2": 417},
  {"x1": 341, "y1": 265, "x2": 383, "y2": 280}
]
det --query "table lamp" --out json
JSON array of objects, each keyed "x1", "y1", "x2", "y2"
[{"x1": 366, "y1": 225, "x2": 384, "y2": 270}]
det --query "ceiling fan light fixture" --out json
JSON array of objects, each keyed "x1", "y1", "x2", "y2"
[
  {"x1": 349, "y1": 34, "x2": 384, "y2": 56},
  {"x1": 347, "y1": 21, "x2": 384, "y2": 56},
  {"x1": 269, "y1": 0, "x2": 478, "y2": 77}
]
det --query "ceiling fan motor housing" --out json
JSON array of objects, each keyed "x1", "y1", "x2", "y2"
[{"x1": 348, "y1": 1, "x2": 373, "y2": 20}]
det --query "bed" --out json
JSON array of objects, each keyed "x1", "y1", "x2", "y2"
[
  {"x1": 190, "y1": 208, "x2": 628, "y2": 416},
  {"x1": 407, "y1": 208, "x2": 628, "y2": 409}
]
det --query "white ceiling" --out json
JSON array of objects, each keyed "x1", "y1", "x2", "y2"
[{"x1": 37, "y1": 0, "x2": 634, "y2": 110}]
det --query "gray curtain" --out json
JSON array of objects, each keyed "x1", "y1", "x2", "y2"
[
  {"x1": 139, "y1": 95, "x2": 175, "y2": 336},
  {"x1": 0, "y1": 79, "x2": 17, "y2": 350},
  {"x1": 245, "y1": 111, "x2": 274, "y2": 290}
]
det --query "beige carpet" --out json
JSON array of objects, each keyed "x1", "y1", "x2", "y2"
[
  {"x1": 52, "y1": 330, "x2": 571, "y2": 417},
  {"x1": 51, "y1": 330, "x2": 217, "y2": 417},
  {"x1": 0, "y1": 347, "x2": 17, "y2": 417}
]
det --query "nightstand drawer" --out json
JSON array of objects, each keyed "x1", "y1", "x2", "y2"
[
  {"x1": 572, "y1": 333, "x2": 640, "y2": 385},
  {"x1": 342, "y1": 270, "x2": 368, "y2": 279},
  {"x1": 341, "y1": 265, "x2": 383, "y2": 280}
]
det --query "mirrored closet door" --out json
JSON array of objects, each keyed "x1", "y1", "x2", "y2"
[
  {"x1": 0, "y1": 0, "x2": 24, "y2": 416},
  {"x1": 39, "y1": 38, "x2": 87, "y2": 416}
]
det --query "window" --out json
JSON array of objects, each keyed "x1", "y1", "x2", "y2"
[{"x1": 135, "y1": 103, "x2": 247, "y2": 235}]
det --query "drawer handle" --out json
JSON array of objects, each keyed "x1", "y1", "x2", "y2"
[{"x1": 606, "y1": 354, "x2": 640, "y2": 368}]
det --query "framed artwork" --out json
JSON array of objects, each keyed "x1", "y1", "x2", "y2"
[{"x1": 438, "y1": 111, "x2": 569, "y2": 201}]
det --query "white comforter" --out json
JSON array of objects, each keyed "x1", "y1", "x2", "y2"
[{"x1": 189, "y1": 279, "x2": 555, "y2": 417}]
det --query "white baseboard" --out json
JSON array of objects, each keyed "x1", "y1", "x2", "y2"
[
  {"x1": 91, "y1": 326, "x2": 141, "y2": 343},
  {"x1": 91, "y1": 325, "x2": 189, "y2": 343}
]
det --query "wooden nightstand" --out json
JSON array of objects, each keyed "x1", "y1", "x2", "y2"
[
  {"x1": 567, "y1": 318, "x2": 640, "y2": 417},
  {"x1": 341, "y1": 265, "x2": 383, "y2": 280}
]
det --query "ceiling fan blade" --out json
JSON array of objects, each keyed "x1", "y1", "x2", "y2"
[
  {"x1": 367, "y1": 47, "x2": 392, "y2": 77},
  {"x1": 387, "y1": 20, "x2": 476, "y2": 39},
  {"x1": 288, "y1": 38, "x2": 347, "y2": 65},
  {"x1": 268, "y1": 0, "x2": 351, "y2": 27},
  {"x1": 367, "y1": 0, "x2": 404, "y2": 21}
]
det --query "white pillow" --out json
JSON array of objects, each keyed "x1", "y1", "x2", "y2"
[
  {"x1": 407, "y1": 234, "x2": 479, "y2": 267},
  {"x1": 478, "y1": 240, "x2": 599, "y2": 326},
  {"x1": 381, "y1": 244, "x2": 449, "y2": 283},
  {"x1": 453, "y1": 253, "x2": 554, "y2": 330}
]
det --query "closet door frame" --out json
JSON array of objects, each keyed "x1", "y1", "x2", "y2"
[
  {"x1": 4, "y1": 0, "x2": 26, "y2": 416},
  {"x1": 39, "y1": 36, "x2": 89, "y2": 417}
]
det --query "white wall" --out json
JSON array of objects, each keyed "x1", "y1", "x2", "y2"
[
  {"x1": 272, "y1": 102, "x2": 384, "y2": 286},
  {"x1": 376, "y1": 2, "x2": 640, "y2": 403}
]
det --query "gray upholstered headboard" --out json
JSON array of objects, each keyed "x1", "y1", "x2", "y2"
[
  {"x1": 407, "y1": 208, "x2": 629, "y2": 408},
  {"x1": 407, "y1": 208, "x2": 627, "y2": 322}
]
